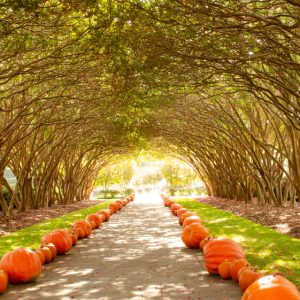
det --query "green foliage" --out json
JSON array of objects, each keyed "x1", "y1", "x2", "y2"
[
  {"x1": 176, "y1": 198, "x2": 300, "y2": 289},
  {"x1": 95, "y1": 160, "x2": 134, "y2": 191},
  {"x1": 0, "y1": 200, "x2": 112, "y2": 257}
]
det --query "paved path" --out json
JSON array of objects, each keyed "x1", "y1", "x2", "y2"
[{"x1": 2, "y1": 193, "x2": 242, "y2": 300}]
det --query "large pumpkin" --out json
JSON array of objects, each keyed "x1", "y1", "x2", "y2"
[
  {"x1": 73, "y1": 220, "x2": 92, "y2": 237},
  {"x1": 0, "y1": 270, "x2": 8, "y2": 294},
  {"x1": 41, "y1": 229, "x2": 73, "y2": 255},
  {"x1": 0, "y1": 248, "x2": 42, "y2": 284},
  {"x1": 182, "y1": 216, "x2": 202, "y2": 228},
  {"x1": 176, "y1": 208, "x2": 188, "y2": 217},
  {"x1": 86, "y1": 214, "x2": 102, "y2": 228},
  {"x1": 179, "y1": 211, "x2": 196, "y2": 225},
  {"x1": 203, "y1": 238, "x2": 245, "y2": 274},
  {"x1": 242, "y1": 275, "x2": 300, "y2": 300},
  {"x1": 181, "y1": 223, "x2": 210, "y2": 248},
  {"x1": 238, "y1": 267, "x2": 262, "y2": 292},
  {"x1": 97, "y1": 209, "x2": 110, "y2": 221}
]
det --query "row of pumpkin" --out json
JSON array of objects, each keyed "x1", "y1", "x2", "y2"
[
  {"x1": 161, "y1": 194, "x2": 300, "y2": 300},
  {"x1": 0, "y1": 194, "x2": 135, "y2": 294}
]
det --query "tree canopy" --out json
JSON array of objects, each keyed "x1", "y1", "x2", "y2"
[{"x1": 0, "y1": 0, "x2": 299, "y2": 214}]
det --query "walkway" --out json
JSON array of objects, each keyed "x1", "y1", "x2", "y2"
[{"x1": 2, "y1": 193, "x2": 242, "y2": 299}]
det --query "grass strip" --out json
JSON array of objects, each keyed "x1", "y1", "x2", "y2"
[
  {"x1": 176, "y1": 198, "x2": 300, "y2": 288},
  {"x1": 0, "y1": 200, "x2": 112, "y2": 257}
]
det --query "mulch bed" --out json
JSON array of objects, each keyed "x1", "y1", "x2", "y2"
[
  {"x1": 0, "y1": 200, "x2": 102, "y2": 237},
  {"x1": 196, "y1": 196, "x2": 300, "y2": 239}
]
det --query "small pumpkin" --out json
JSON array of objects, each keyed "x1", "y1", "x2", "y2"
[
  {"x1": 0, "y1": 270, "x2": 8, "y2": 294},
  {"x1": 242, "y1": 275, "x2": 300, "y2": 300},
  {"x1": 35, "y1": 249, "x2": 45, "y2": 265},
  {"x1": 182, "y1": 216, "x2": 202, "y2": 228},
  {"x1": 238, "y1": 266, "x2": 262, "y2": 292},
  {"x1": 42, "y1": 243, "x2": 57, "y2": 260},
  {"x1": 41, "y1": 229, "x2": 73, "y2": 255},
  {"x1": 67, "y1": 228, "x2": 78, "y2": 246},
  {"x1": 0, "y1": 248, "x2": 42, "y2": 284},
  {"x1": 170, "y1": 203, "x2": 182, "y2": 215},
  {"x1": 218, "y1": 260, "x2": 231, "y2": 279},
  {"x1": 181, "y1": 223, "x2": 210, "y2": 248},
  {"x1": 199, "y1": 236, "x2": 214, "y2": 251},
  {"x1": 229, "y1": 258, "x2": 249, "y2": 281},
  {"x1": 39, "y1": 246, "x2": 53, "y2": 264}
]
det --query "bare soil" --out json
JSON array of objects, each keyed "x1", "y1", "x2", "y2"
[
  {"x1": 0, "y1": 200, "x2": 102, "y2": 237},
  {"x1": 196, "y1": 196, "x2": 300, "y2": 239}
]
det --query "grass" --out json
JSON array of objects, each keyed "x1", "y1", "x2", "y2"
[
  {"x1": 0, "y1": 200, "x2": 113, "y2": 257},
  {"x1": 176, "y1": 198, "x2": 300, "y2": 288}
]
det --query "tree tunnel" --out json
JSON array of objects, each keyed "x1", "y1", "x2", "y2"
[{"x1": 0, "y1": 0, "x2": 299, "y2": 215}]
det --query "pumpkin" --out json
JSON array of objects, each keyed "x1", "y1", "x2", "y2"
[
  {"x1": 199, "y1": 236, "x2": 214, "y2": 251},
  {"x1": 170, "y1": 203, "x2": 182, "y2": 215},
  {"x1": 176, "y1": 208, "x2": 188, "y2": 217},
  {"x1": 203, "y1": 238, "x2": 245, "y2": 274},
  {"x1": 41, "y1": 229, "x2": 72, "y2": 255},
  {"x1": 77, "y1": 227, "x2": 86, "y2": 239},
  {"x1": 108, "y1": 203, "x2": 118, "y2": 214},
  {"x1": 242, "y1": 275, "x2": 300, "y2": 300},
  {"x1": 218, "y1": 260, "x2": 231, "y2": 279},
  {"x1": 39, "y1": 246, "x2": 53, "y2": 264},
  {"x1": 229, "y1": 258, "x2": 249, "y2": 281},
  {"x1": 0, "y1": 270, "x2": 8, "y2": 294},
  {"x1": 238, "y1": 267, "x2": 262, "y2": 292},
  {"x1": 179, "y1": 211, "x2": 196, "y2": 225},
  {"x1": 182, "y1": 216, "x2": 202, "y2": 228},
  {"x1": 181, "y1": 223, "x2": 210, "y2": 248},
  {"x1": 86, "y1": 214, "x2": 102, "y2": 228},
  {"x1": 67, "y1": 228, "x2": 78, "y2": 246},
  {"x1": 73, "y1": 220, "x2": 92, "y2": 237},
  {"x1": 43, "y1": 243, "x2": 57, "y2": 260},
  {"x1": 164, "y1": 199, "x2": 174, "y2": 207},
  {"x1": 97, "y1": 209, "x2": 110, "y2": 222},
  {"x1": 35, "y1": 249, "x2": 45, "y2": 265},
  {"x1": 0, "y1": 248, "x2": 42, "y2": 284}
]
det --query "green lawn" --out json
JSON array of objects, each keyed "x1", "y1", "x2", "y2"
[
  {"x1": 176, "y1": 198, "x2": 300, "y2": 288},
  {"x1": 0, "y1": 200, "x2": 112, "y2": 257}
]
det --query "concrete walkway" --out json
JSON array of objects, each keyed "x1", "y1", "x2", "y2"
[{"x1": 2, "y1": 193, "x2": 242, "y2": 300}]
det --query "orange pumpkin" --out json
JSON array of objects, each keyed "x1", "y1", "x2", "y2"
[
  {"x1": 170, "y1": 203, "x2": 182, "y2": 215},
  {"x1": 73, "y1": 220, "x2": 92, "y2": 237},
  {"x1": 181, "y1": 223, "x2": 210, "y2": 248},
  {"x1": 67, "y1": 228, "x2": 78, "y2": 246},
  {"x1": 0, "y1": 248, "x2": 42, "y2": 284},
  {"x1": 182, "y1": 216, "x2": 202, "y2": 228},
  {"x1": 41, "y1": 229, "x2": 73, "y2": 255},
  {"x1": 199, "y1": 236, "x2": 214, "y2": 251},
  {"x1": 35, "y1": 249, "x2": 45, "y2": 265},
  {"x1": 77, "y1": 227, "x2": 86, "y2": 239},
  {"x1": 229, "y1": 258, "x2": 249, "y2": 281},
  {"x1": 238, "y1": 267, "x2": 262, "y2": 292},
  {"x1": 39, "y1": 246, "x2": 53, "y2": 264},
  {"x1": 43, "y1": 243, "x2": 57, "y2": 260},
  {"x1": 242, "y1": 275, "x2": 300, "y2": 300},
  {"x1": 97, "y1": 209, "x2": 110, "y2": 222},
  {"x1": 86, "y1": 214, "x2": 102, "y2": 228},
  {"x1": 179, "y1": 211, "x2": 196, "y2": 225},
  {"x1": 176, "y1": 208, "x2": 188, "y2": 217},
  {"x1": 218, "y1": 260, "x2": 231, "y2": 279},
  {"x1": 203, "y1": 238, "x2": 245, "y2": 274},
  {"x1": 0, "y1": 270, "x2": 8, "y2": 294}
]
